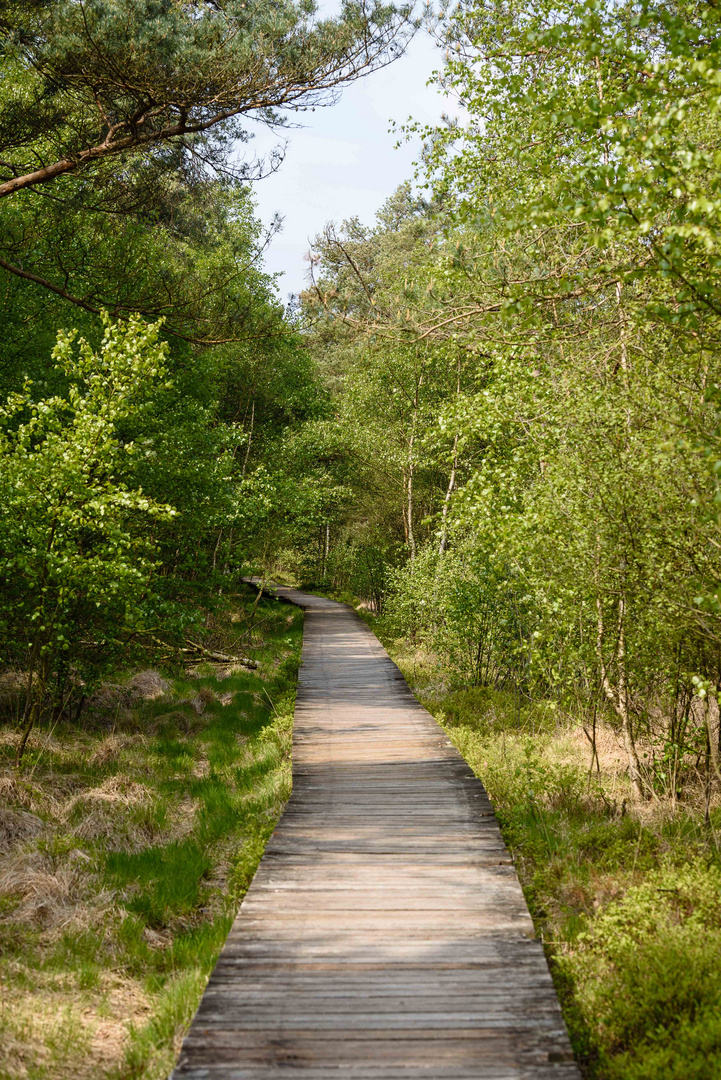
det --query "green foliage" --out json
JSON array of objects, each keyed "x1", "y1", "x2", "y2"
[
  {"x1": 0, "y1": 209, "x2": 325, "y2": 749},
  {"x1": 385, "y1": 541, "x2": 532, "y2": 686},
  {"x1": 301, "y1": 0, "x2": 721, "y2": 801},
  {"x1": 299, "y1": 185, "x2": 478, "y2": 591},
  {"x1": 563, "y1": 864, "x2": 721, "y2": 1079},
  {"x1": 0, "y1": 175, "x2": 285, "y2": 350},
  {"x1": 430, "y1": 0, "x2": 721, "y2": 324},
  {"x1": 0, "y1": 314, "x2": 179, "y2": 757},
  {"x1": 403, "y1": 671, "x2": 721, "y2": 1080},
  {"x1": 0, "y1": 0, "x2": 411, "y2": 327},
  {"x1": 324, "y1": 532, "x2": 400, "y2": 611}
]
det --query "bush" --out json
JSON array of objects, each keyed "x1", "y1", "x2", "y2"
[
  {"x1": 385, "y1": 541, "x2": 533, "y2": 687},
  {"x1": 561, "y1": 863, "x2": 721, "y2": 1079},
  {"x1": 0, "y1": 314, "x2": 175, "y2": 761}
]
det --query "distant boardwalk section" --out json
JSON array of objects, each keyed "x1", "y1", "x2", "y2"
[{"x1": 173, "y1": 588, "x2": 580, "y2": 1079}]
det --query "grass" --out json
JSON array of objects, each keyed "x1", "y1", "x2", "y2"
[
  {"x1": 0, "y1": 585, "x2": 302, "y2": 1080},
  {"x1": 358, "y1": 613, "x2": 721, "y2": 1080},
  {"x1": 8, "y1": 576, "x2": 721, "y2": 1080}
]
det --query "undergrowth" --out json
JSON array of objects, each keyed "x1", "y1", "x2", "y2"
[
  {"x1": 361, "y1": 611, "x2": 721, "y2": 1080},
  {"x1": 0, "y1": 585, "x2": 302, "y2": 1080}
]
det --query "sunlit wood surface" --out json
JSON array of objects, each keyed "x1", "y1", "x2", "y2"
[{"x1": 172, "y1": 588, "x2": 580, "y2": 1079}]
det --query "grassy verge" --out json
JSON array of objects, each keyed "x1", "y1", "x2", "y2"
[
  {"x1": 359, "y1": 617, "x2": 721, "y2": 1080},
  {"x1": 0, "y1": 586, "x2": 302, "y2": 1080}
]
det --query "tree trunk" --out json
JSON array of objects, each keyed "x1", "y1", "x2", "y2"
[
  {"x1": 704, "y1": 695, "x2": 721, "y2": 783},
  {"x1": 407, "y1": 433, "x2": 416, "y2": 560},
  {"x1": 439, "y1": 432, "x2": 458, "y2": 556},
  {"x1": 596, "y1": 586, "x2": 644, "y2": 799},
  {"x1": 242, "y1": 399, "x2": 255, "y2": 478},
  {"x1": 16, "y1": 654, "x2": 49, "y2": 767},
  {"x1": 212, "y1": 527, "x2": 223, "y2": 571},
  {"x1": 615, "y1": 280, "x2": 629, "y2": 379}
]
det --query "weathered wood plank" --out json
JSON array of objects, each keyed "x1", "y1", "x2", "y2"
[
  {"x1": 173, "y1": 1068, "x2": 579, "y2": 1080},
  {"x1": 172, "y1": 589, "x2": 579, "y2": 1079}
]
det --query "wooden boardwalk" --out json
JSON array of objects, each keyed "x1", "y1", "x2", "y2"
[{"x1": 172, "y1": 589, "x2": 580, "y2": 1080}]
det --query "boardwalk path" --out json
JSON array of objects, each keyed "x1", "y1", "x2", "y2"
[{"x1": 173, "y1": 589, "x2": 580, "y2": 1080}]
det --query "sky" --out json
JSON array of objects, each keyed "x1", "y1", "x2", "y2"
[{"x1": 243, "y1": 28, "x2": 448, "y2": 300}]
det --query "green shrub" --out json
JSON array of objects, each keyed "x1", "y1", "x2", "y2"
[{"x1": 561, "y1": 863, "x2": 721, "y2": 1079}]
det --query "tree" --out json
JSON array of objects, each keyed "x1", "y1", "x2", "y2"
[
  {"x1": 304, "y1": 187, "x2": 481, "y2": 563},
  {"x1": 297, "y1": 0, "x2": 721, "y2": 800},
  {"x1": 0, "y1": 0, "x2": 412, "y2": 320},
  {"x1": 0, "y1": 174, "x2": 287, "y2": 352},
  {"x1": 0, "y1": 313, "x2": 175, "y2": 762}
]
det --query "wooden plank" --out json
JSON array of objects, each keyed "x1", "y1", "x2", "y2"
[
  {"x1": 174, "y1": 1068, "x2": 579, "y2": 1080},
  {"x1": 172, "y1": 588, "x2": 580, "y2": 1079}
]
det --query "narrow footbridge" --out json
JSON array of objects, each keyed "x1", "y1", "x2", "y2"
[{"x1": 173, "y1": 589, "x2": 579, "y2": 1080}]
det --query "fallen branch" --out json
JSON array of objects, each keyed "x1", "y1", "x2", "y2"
[
  {"x1": 149, "y1": 634, "x2": 258, "y2": 669},
  {"x1": 182, "y1": 639, "x2": 258, "y2": 668}
]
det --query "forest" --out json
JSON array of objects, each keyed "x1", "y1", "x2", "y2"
[{"x1": 1, "y1": 0, "x2": 721, "y2": 1077}]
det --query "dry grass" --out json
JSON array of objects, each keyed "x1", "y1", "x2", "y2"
[
  {"x1": 368, "y1": 621, "x2": 721, "y2": 1077},
  {"x1": 0, "y1": 807, "x2": 44, "y2": 854},
  {"x1": 0, "y1": 973, "x2": 152, "y2": 1080},
  {"x1": 0, "y1": 847, "x2": 110, "y2": 934},
  {"x1": 0, "y1": 588, "x2": 303, "y2": 1080},
  {"x1": 67, "y1": 778, "x2": 176, "y2": 853}
]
